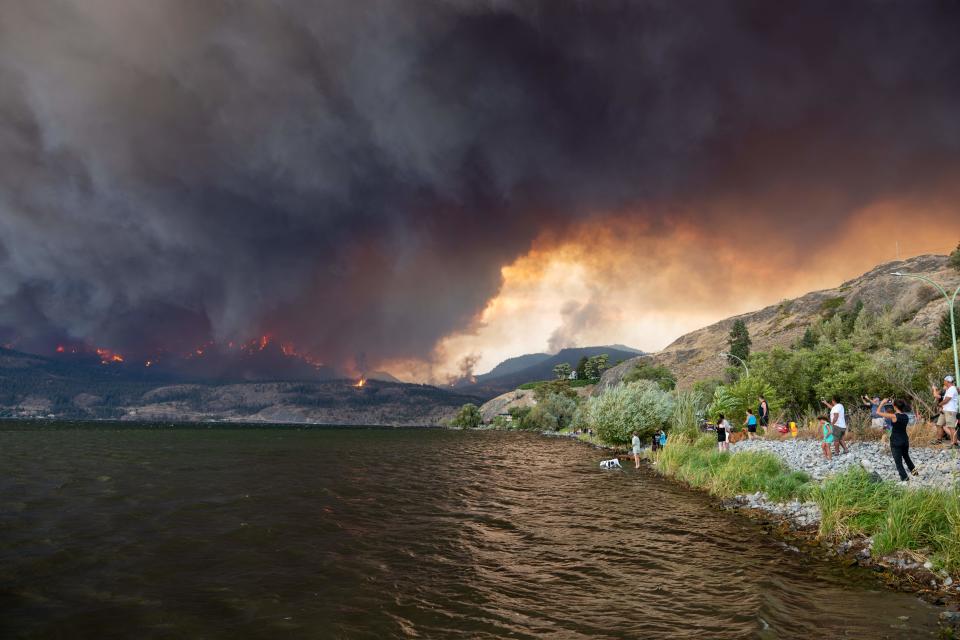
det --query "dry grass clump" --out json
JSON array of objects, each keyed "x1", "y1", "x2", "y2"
[{"x1": 907, "y1": 421, "x2": 938, "y2": 444}]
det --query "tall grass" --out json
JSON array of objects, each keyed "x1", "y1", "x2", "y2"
[
  {"x1": 813, "y1": 468, "x2": 960, "y2": 573},
  {"x1": 653, "y1": 434, "x2": 811, "y2": 502},
  {"x1": 811, "y1": 467, "x2": 902, "y2": 538},
  {"x1": 670, "y1": 389, "x2": 703, "y2": 437}
]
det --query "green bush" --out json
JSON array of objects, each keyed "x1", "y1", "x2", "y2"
[
  {"x1": 521, "y1": 404, "x2": 557, "y2": 431},
  {"x1": 587, "y1": 380, "x2": 674, "y2": 445},
  {"x1": 706, "y1": 375, "x2": 780, "y2": 425},
  {"x1": 533, "y1": 379, "x2": 577, "y2": 400},
  {"x1": 491, "y1": 415, "x2": 510, "y2": 429},
  {"x1": 450, "y1": 403, "x2": 482, "y2": 428},
  {"x1": 623, "y1": 362, "x2": 676, "y2": 390},
  {"x1": 507, "y1": 405, "x2": 533, "y2": 428},
  {"x1": 533, "y1": 392, "x2": 578, "y2": 431}
]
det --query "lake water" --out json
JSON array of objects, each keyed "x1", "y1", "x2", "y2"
[{"x1": 0, "y1": 424, "x2": 942, "y2": 638}]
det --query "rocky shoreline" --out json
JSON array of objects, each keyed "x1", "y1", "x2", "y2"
[
  {"x1": 730, "y1": 438, "x2": 960, "y2": 487},
  {"x1": 728, "y1": 490, "x2": 960, "y2": 601}
]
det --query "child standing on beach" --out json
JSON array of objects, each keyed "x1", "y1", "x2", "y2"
[
  {"x1": 717, "y1": 414, "x2": 731, "y2": 452},
  {"x1": 819, "y1": 415, "x2": 833, "y2": 460},
  {"x1": 744, "y1": 409, "x2": 758, "y2": 440}
]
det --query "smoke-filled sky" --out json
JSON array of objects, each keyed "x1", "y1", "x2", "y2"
[{"x1": 1, "y1": 1, "x2": 958, "y2": 381}]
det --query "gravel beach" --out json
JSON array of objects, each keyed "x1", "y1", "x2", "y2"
[{"x1": 730, "y1": 438, "x2": 960, "y2": 488}]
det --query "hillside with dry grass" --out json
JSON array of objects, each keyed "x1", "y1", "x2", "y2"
[{"x1": 599, "y1": 254, "x2": 958, "y2": 392}]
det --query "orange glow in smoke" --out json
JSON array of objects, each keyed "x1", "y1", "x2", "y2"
[{"x1": 354, "y1": 377, "x2": 366, "y2": 388}]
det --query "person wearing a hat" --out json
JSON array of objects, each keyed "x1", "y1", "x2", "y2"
[{"x1": 937, "y1": 375, "x2": 958, "y2": 449}]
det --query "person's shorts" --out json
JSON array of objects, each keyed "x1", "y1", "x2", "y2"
[
  {"x1": 633, "y1": 447, "x2": 641, "y2": 455},
  {"x1": 832, "y1": 425, "x2": 846, "y2": 439},
  {"x1": 747, "y1": 425, "x2": 757, "y2": 433},
  {"x1": 937, "y1": 411, "x2": 958, "y2": 429}
]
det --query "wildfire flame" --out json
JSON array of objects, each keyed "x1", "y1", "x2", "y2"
[
  {"x1": 51, "y1": 334, "x2": 328, "y2": 371},
  {"x1": 95, "y1": 347, "x2": 124, "y2": 364},
  {"x1": 55, "y1": 344, "x2": 81, "y2": 354},
  {"x1": 354, "y1": 377, "x2": 366, "y2": 388}
]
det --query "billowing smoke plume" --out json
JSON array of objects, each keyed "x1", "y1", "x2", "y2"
[
  {"x1": 1, "y1": 1, "x2": 959, "y2": 370},
  {"x1": 448, "y1": 352, "x2": 482, "y2": 385}
]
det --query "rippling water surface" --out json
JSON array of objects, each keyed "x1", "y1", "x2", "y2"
[{"x1": 0, "y1": 424, "x2": 942, "y2": 638}]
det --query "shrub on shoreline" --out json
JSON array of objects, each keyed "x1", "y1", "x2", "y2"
[{"x1": 586, "y1": 381, "x2": 674, "y2": 444}]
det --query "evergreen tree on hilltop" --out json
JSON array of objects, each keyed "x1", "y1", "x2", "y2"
[
  {"x1": 949, "y1": 241, "x2": 960, "y2": 272},
  {"x1": 798, "y1": 327, "x2": 817, "y2": 349},
  {"x1": 728, "y1": 319, "x2": 752, "y2": 365},
  {"x1": 575, "y1": 356, "x2": 588, "y2": 380},
  {"x1": 935, "y1": 310, "x2": 955, "y2": 351}
]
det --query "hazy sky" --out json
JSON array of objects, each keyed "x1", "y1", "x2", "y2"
[{"x1": 0, "y1": 1, "x2": 958, "y2": 381}]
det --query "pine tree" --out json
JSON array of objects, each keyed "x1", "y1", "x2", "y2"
[
  {"x1": 553, "y1": 362, "x2": 572, "y2": 379},
  {"x1": 840, "y1": 299, "x2": 864, "y2": 336},
  {"x1": 799, "y1": 327, "x2": 817, "y2": 349},
  {"x1": 728, "y1": 319, "x2": 751, "y2": 365},
  {"x1": 950, "y1": 241, "x2": 960, "y2": 272},
  {"x1": 935, "y1": 310, "x2": 956, "y2": 351},
  {"x1": 575, "y1": 356, "x2": 588, "y2": 381}
]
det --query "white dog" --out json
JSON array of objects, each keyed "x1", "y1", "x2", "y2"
[{"x1": 599, "y1": 458, "x2": 622, "y2": 469}]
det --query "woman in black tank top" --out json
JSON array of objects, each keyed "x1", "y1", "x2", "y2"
[{"x1": 876, "y1": 398, "x2": 917, "y2": 481}]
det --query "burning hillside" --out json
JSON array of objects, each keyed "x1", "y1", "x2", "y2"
[{"x1": 46, "y1": 335, "x2": 340, "y2": 382}]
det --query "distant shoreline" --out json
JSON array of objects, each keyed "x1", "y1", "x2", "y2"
[{"x1": 0, "y1": 417, "x2": 447, "y2": 429}]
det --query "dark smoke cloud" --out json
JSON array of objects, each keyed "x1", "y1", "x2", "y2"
[{"x1": 0, "y1": 1, "x2": 958, "y2": 368}]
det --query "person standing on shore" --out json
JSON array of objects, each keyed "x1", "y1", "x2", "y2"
[
  {"x1": 818, "y1": 415, "x2": 833, "y2": 460},
  {"x1": 931, "y1": 384, "x2": 947, "y2": 444},
  {"x1": 744, "y1": 409, "x2": 758, "y2": 440},
  {"x1": 828, "y1": 396, "x2": 849, "y2": 455},
  {"x1": 717, "y1": 414, "x2": 730, "y2": 452},
  {"x1": 876, "y1": 398, "x2": 918, "y2": 481},
  {"x1": 758, "y1": 396, "x2": 769, "y2": 435},
  {"x1": 936, "y1": 376, "x2": 958, "y2": 449},
  {"x1": 631, "y1": 431, "x2": 642, "y2": 468}
]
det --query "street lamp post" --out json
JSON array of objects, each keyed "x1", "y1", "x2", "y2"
[
  {"x1": 719, "y1": 351, "x2": 750, "y2": 377},
  {"x1": 892, "y1": 271, "x2": 960, "y2": 385}
]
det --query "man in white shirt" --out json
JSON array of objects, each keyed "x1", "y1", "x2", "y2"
[
  {"x1": 829, "y1": 396, "x2": 849, "y2": 455},
  {"x1": 938, "y1": 375, "x2": 958, "y2": 448}
]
